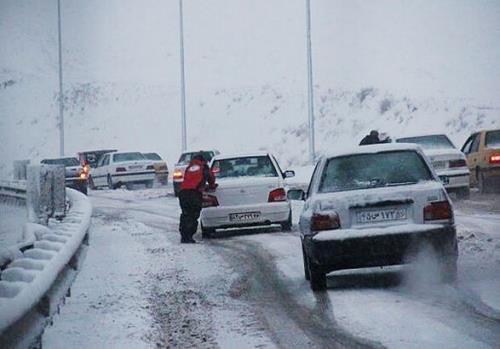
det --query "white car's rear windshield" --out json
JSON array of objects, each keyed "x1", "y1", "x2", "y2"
[
  {"x1": 143, "y1": 153, "x2": 162, "y2": 161},
  {"x1": 396, "y1": 135, "x2": 454, "y2": 150},
  {"x1": 212, "y1": 156, "x2": 278, "y2": 179},
  {"x1": 319, "y1": 151, "x2": 433, "y2": 193},
  {"x1": 113, "y1": 152, "x2": 145, "y2": 162},
  {"x1": 485, "y1": 130, "x2": 500, "y2": 148}
]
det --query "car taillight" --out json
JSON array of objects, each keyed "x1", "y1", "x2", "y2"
[
  {"x1": 83, "y1": 165, "x2": 90, "y2": 173},
  {"x1": 79, "y1": 172, "x2": 87, "y2": 179},
  {"x1": 116, "y1": 167, "x2": 127, "y2": 172},
  {"x1": 310, "y1": 212, "x2": 341, "y2": 231},
  {"x1": 424, "y1": 200, "x2": 453, "y2": 221},
  {"x1": 268, "y1": 188, "x2": 287, "y2": 202},
  {"x1": 202, "y1": 194, "x2": 219, "y2": 208},
  {"x1": 490, "y1": 154, "x2": 500, "y2": 164},
  {"x1": 146, "y1": 165, "x2": 154, "y2": 170},
  {"x1": 449, "y1": 159, "x2": 467, "y2": 168},
  {"x1": 173, "y1": 170, "x2": 183, "y2": 179}
]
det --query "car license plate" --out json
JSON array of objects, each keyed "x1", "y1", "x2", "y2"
[
  {"x1": 229, "y1": 212, "x2": 261, "y2": 222},
  {"x1": 129, "y1": 165, "x2": 142, "y2": 170},
  {"x1": 357, "y1": 208, "x2": 407, "y2": 224},
  {"x1": 439, "y1": 176, "x2": 450, "y2": 185}
]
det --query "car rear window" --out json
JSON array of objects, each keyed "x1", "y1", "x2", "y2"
[
  {"x1": 212, "y1": 156, "x2": 278, "y2": 178},
  {"x1": 485, "y1": 130, "x2": 500, "y2": 148},
  {"x1": 113, "y1": 152, "x2": 145, "y2": 162},
  {"x1": 319, "y1": 151, "x2": 433, "y2": 193},
  {"x1": 396, "y1": 135, "x2": 455, "y2": 150},
  {"x1": 143, "y1": 153, "x2": 162, "y2": 161},
  {"x1": 178, "y1": 151, "x2": 215, "y2": 164},
  {"x1": 41, "y1": 157, "x2": 80, "y2": 166}
]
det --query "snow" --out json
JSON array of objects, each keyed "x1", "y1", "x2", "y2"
[
  {"x1": 312, "y1": 223, "x2": 444, "y2": 242},
  {"x1": 0, "y1": 188, "x2": 91, "y2": 332},
  {"x1": 0, "y1": 203, "x2": 27, "y2": 248}
]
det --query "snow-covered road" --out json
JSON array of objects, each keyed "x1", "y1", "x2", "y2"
[{"x1": 43, "y1": 188, "x2": 500, "y2": 348}]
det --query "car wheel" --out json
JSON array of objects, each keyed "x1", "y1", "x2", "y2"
[
  {"x1": 477, "y1": 169, "x2": 488, "y2": 194},
  {"x1": 308, "y1": 261, "x2": 327, "y2": 291},
  {"x1": 456, "y1": 186, "x2": 470, "y2": 200},
  {"x1": 125, "y1": 183, "x2": 134, "y2": 190},
  {"x1": 107, "y1": 175, "x2": 116, "y2": 190},
  {"x1": 145, "y1": 180, "x2": 154, "y2": 189},
  {"x1": 440, "y1": 257, "x2": 457, "y2": 284},
  {"x1": 80, "y1": 183, "x2": 88, "y2": 195},
  {"x1": 88, "y1": 176, "x2": 96, "y2": 190},
  {"x1": 281, "y1": 210, "x2": 292, "y2": 231},
  {"x1": 201, "y1": 224, "x2": 215, "y2": 239},
  {"x1": 302, "y1": 243, "x2": 310, "y2": 281}
]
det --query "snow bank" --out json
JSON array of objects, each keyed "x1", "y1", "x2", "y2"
[{"x1": 0, "y1": 188, "x2": 92, "y2": 333}]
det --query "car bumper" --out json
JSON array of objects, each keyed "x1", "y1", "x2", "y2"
[
  {"x1": 482, "y1": 166, "x2": 500, "y2": 180},
  {"x1": 201, "y1": 201, "x2": 291, "y2": 229},
  {"x1": 303, "y1": 224, "x2": 457, "y2": 273},
  {"x1": 436, "y1": 170, "x2": 470, "y2": 189},
  {"x1": 66, "y1": 178, "x2": 87, "y2": 188},
  {"x1": 112, "y1": 171, "x2": 155, "y2": 183}
]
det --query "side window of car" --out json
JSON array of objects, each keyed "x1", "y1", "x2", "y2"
[
  {"x1": 461, "y1": 136, "x2": 473, "y2": 154},
  {"x1": 306, "y1": 161, "x2": 321, "y2": 199},
  {"x1": 97, "y1": 156, "x2": 104, "y2": 168},
  {"x1": 470, "y1": 133, "x2": 480, "y2": 153},
  {"x1": 102, "y1": 155, "x2": 109, "y2": 167}
]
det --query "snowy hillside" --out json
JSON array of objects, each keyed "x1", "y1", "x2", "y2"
[{"x1": 1, "y1": 0, "x2": 499, "y2": 175}]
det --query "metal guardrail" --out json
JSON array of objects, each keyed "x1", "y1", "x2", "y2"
[{"x1": 0, "y1": 180, "x2": 27, "y2": 201}]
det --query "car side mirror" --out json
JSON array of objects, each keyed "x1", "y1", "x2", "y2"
[
  {"x1": 287, "y1": 188, "x2": 305, "y2": 201},
  {"x1": 284, "y1": 170, "x2": 295, "y2": 178}
]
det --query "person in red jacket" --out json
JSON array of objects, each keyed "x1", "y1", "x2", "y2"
[{"x1": 178, "y1": 153, "x2": 217, "y2": 243}]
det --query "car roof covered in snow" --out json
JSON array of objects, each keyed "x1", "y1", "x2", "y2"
[
  {"x1": 323, "y1": 143, "x2": 424, "y2": 159},
  {"x1": 213, "y1": 151, "x2": 271, "y2": 161}
]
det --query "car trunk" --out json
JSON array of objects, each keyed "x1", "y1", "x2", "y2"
[
  {"x1": 117, "y1": 161, "x2": 149, "y2": 173},
  {"x1": 215, "y1": 176, "x2": 281, "y2": 206}
]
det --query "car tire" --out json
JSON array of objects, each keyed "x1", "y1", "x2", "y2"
[
  {"x1": 308, "y1": 261, "x2": 327, "y2": 291},
  {"x1": 477, "y1": 169, "x2": 488, "y2": 194},
  {"x1": 440, "y1": 257, "x2": 458, "y2": 284},
  {"x1": 88, "y1": 176, "x2": 96, "y2": 190},
  {"x1": 79, "y1": 183, "x2": 88, "y2": 195},
  {"x1": 456, "y1": 186, "x2": 470, "y2": 200},
  {"x1": 125, "y1": 183, "x2": 134, "y2": 190},
  {"x1": 302, "y1": 243, "x2": 310, "y2": 281},
  {"x1": 107, "y1": 175, "x2": 116, "y2": 190},
  {"x1": 145, "y1": 180, "x2": 154, "y2": 189},
  {"x1": 201, "y1": 225, "x2": 215, "y2": 239},
  {"x1": 281, "y1": 210, "x2": 292, "y2": 231}
]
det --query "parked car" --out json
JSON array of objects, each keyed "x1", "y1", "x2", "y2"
[
  {"x1": 289, "y1": 143, "x2": 458, "y2": 291},
  {"x1": 143, "y1": 152, "x2": 169, "y2": 185},
  {"x1": 396, "y1": 134, "x2": 470, "y2": 198},
  {"x1": 200, "y1": 152, "x2": 295, "y2": 238},
  {"x1": 89, "y1": 151, "x2": 155, "y2": 190},
  {"x1": 461, "y1": 129, "x2": 500, "y2": 193},
  {"x1": 173, "y1": 150, "x2": 220, "y2": 196},
  {"x1": 40, "y1": 157, "x2": 89, "y2": 195}
]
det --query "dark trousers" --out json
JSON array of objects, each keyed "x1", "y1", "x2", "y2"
[{"x1": 178, "y1": 189, "x2": 203, "y2": 240}]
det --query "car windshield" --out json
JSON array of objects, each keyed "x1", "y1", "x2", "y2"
[
  {"x1": 113, "y1": 152, "x2": 145, "y2": 162},
  {"x1": 143, "y1": 153, "x2": 162, "y2": 161},
  {"x1": 396, "y1": 135, "x2": 455, "y2": 150},
  {"x1": 41, "y1": 157, "x2": 80, "y2": 166},
  {"x1": 319, "y1": 151, "x2": 433, "y2": 193},
  {"x1": 485, "y1": 130, "x2": 500, "y2": 148},
  {"x1": 212, "y1": 156, "x2": 278, "y2": 178},
  {"x1": 178, "y1": 151, "x2": 214, "y2": 164}
]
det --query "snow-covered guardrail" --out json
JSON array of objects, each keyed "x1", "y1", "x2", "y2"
[
  {"x1": 0, "y1": 189, "x2": 92, "y2": 348},
  {"x1": 0, "y1": 180, "x2": 27, "y2": 201}
]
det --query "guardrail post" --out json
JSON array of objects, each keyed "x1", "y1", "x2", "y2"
[{"x1": 27, "y1": 165, "x2": 66, "y2": 224}]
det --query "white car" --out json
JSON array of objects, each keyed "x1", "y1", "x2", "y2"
[
  {"x1": 200, "y1": 152, "x2": 295, "y2": 237},
  {"x1": 289, "y1": 144, "x2": 458, "y2": 291},
  {"x1": 89, "y1": 151, "x2": 155, "y2": 190},
  {"x1": 396, "y1": 134, "x2": 470, "y2": 198}
]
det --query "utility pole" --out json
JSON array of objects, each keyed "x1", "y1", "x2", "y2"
[
  {"x1": 179, "y1": 0, "x2": 187, "y2": 151},
  {"x1": 305, "y1": 0, "x2": 315, "y2": 163},
  {"x1": 57, "y1": 0, "x2": 65, "y2": 156}
]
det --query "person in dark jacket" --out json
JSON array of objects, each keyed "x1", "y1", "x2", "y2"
[
  {"x1": 178, "y1": 154, "x2": 216, "y2": 243},
  {"x1": 359, "y1": 130, "x2": 382, "y2": 146}
]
